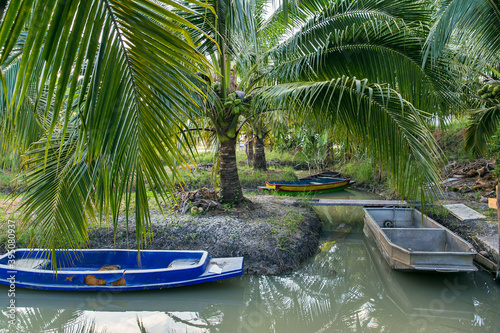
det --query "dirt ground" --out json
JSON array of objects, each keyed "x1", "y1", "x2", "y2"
[{"x1": 0, "y1": 195, "x2": 321, "y2": 275}]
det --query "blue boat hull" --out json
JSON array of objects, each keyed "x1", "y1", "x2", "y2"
[{"x1": 0, "y1": 249, "x2": 244, "y2": 291}]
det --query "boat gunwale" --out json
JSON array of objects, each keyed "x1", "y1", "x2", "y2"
[
  {"x1": 0, "y1": 258, "x2": 244, "y2": 291},
  {"x1": 268, "y1": 184, "x2": 351, "y2": 193},
  {"x1": 266, "y1": 178, "x2": 350, "y2": 188},
  {"x1": 0, "y1": 249, "x2": 209, "y2": 274}
]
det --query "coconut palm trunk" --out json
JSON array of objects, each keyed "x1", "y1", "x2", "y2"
[
  {"x1": 219, "y1": 137, "x2": 244, "y2": 203},
  {"x1": 253, "y1": 134, "x2": 267, "y2": 170},
  {"x1": 246, "y1": 134, "x2": 254, "y2": 165}
]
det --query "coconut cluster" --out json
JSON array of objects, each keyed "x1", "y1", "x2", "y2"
[
  {"x1": 477, "y1": 83, "x2": 500, "y2": 102},
  {"x1": 224, "y1": 92, "x2": 242, "y2": 114}
]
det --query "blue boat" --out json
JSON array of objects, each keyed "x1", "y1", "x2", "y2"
[{"x1": 0, "y1": 249, "x2": 244, "y2": 291}]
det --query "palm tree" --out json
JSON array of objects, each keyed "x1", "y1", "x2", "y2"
[
  {"x1": 424, "y1": 0, "x2": 500, "y2": 153},
  {"x1": 244, "y1": 0, "x2": 456, "y2": 199},
  {"x1": 1, "y1": 0, "x2": 457, "y2": 265},
  {"x1": 189, "y1": 0, "x2": 457, "y2": 198}
]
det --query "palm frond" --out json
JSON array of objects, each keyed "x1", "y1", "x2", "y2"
[
  {"x1": 465, "y1": 105, "x2": 500, "y2": 154},
  {"x1": 266, "y1": 2, "x2": 457, "y2": 115},
  {"x1": 256, "y1": 76, "x2": 442, "y2": 200},
  {"x1": 0, "y1": 0, "x2": 211, "y2": 263},
  {"x1": 424, "y1": 0, "x2": 500, "y2": 65}
]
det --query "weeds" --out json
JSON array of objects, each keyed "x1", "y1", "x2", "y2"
[
  {"x1": 426, "y1": 205, "x2": 450, "y2": 219},
  {"x1": 271, "y1": 209, "x2": 303, "y2": 233},
  {"x1": 484, "y1": 209, "x2": 497, "y2": 217}
]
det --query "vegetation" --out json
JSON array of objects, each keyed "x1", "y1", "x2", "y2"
[
  {"x1": 0, "y1": 0, "x2": 488, "y2": 263},
  {"x1": 424, "y1": 0, "x2": 500, "y2": 154}
]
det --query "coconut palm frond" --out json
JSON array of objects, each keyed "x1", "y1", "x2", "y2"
[
  {"x1": 424, "y1": 0, "x2": 500, "y2": 65},
  {"x1": 424, "y1": 0, "x2": 500, "y2": 151},
  {"x1": 0, "y1": 34, "x2": 45, "y2": 154},
  {"x1": 465, "y1": 106, "x2": 500, "y2": 155},
  {"x1": 257, "y1": 76, "x2": 442, "y2": 199},
  {"x1": 0, "y1": 0, "x2": 211, "y2": 262},
  {"x1": 267, "y1": 2, "x2": 457, "y2": 115}
]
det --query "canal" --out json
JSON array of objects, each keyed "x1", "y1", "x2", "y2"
[{"x1": 1, "y1": 189, "x2": 499, "y2": 332}]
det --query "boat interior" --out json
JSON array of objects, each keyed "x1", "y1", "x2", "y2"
[
  {"x1": 268, "y1": 177, "x2": 347, "y2": 185},
  {"x1": 0, "y1": 249, "x2": 205, "y2": 271},
  {"x1": 365, "y1": 208, "x2": 474, "y2": 253}
]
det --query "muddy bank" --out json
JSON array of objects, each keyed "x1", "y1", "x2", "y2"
[{"x1": 87, "y1": 195, "x2": 322, "y2": 275}]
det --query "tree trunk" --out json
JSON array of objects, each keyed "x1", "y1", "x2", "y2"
[
  {"x1": 219, "y1": 137, "x2": 244, "y2": 203},
  {"x1": 246, "y1": 136, "x2": 254, "y2": 165},
  {"x1": 253, "y1": 135, "x2": 267, "y2": 170}
]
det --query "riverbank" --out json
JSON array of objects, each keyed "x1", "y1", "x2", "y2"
[
  {"x1": 86, "y1": 195, "x2": 322, "y2": 275},
  {"x1": 428, "y1": 191, "x2": 500, "y2": 267}
]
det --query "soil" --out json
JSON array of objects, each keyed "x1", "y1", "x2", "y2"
[
  {"x1": 86, "y1": 195, "x2": 322, "y2": 275},
  {"x1": 428, "y1": 190, "x2": 499, "y2": 263}
]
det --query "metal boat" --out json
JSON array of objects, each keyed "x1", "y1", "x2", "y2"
[
  {"x1": 0, "y1": 249, "x2": 244, "y2": 291},
  {"x1": 363, "y1": 207, "x2": 477, "y2": 272}
]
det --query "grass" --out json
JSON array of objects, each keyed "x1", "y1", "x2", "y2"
[
  {"x1": 0, "y1": 146, "x2": 311, "y2": 237},
  {"x1": 116, "y1": 163, "x2": 299, "y2": 215},
  {"x1": 339, "y1": 158, "x2": 376, "y2": 184},
  {"x1": 426, "y1": 205, "x2": 451, "y2": 219},
  {"x1": 0, "y1": 170, "x2": 16, "y2": 193},
  {"x1": 0, "y1": 196, "x2": 34, "y2": 249},
  {"x1": 265, "y1": 209, "x2": 305, "y2": 252},
  {"x1": 271, "y1": 209, "x2": 303, "y2": 233},
  {"x1": 484, "y1": 209, "x2": 498, "y2": 217},
  {"x1": 432, "y1": 116, "x2": 475, "y2": 162},
  {"x1": 238, "y1": 165, "x2": 297, "y2": 188},
  {"x1": 336, "y1": 157, "x2": 391, "y2": 194},
  {"x1": 266, "y1": 149, "x2": 307, "y2": 166}
]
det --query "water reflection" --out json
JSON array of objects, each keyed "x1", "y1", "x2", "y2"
[
  {"x1": 0, "y1": 308, "x2": 105, "y2": 333},
  {"x1": 236, "y1": 235, "x2": 500, "y2": 333},
  {"x1": 313, "y1": 189, "x2": 381, "y2": 232},
  {"x1": 1, "y1": 236, "x2": 500, "y2": 332}
]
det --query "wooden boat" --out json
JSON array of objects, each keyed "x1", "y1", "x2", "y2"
[
  {"x1": 0, "y1": 249, "x2": 243, "y2": 291},
  {"x1": 299, "y1": 171, "x2": 341, "y2": 180},
  {"x1": 264, "y1": 177, "x2": 352, "y2": 193},
  {"x1": 363, "y1": 207, "x2": 477, "y2": 272}
]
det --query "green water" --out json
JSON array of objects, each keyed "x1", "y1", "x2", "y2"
[{"x1": 1, "y1": 190, "x2": 500, "y2": 332}]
